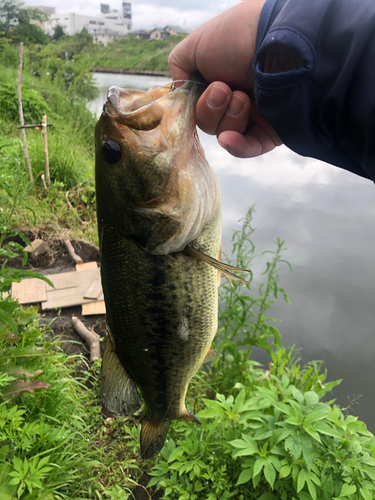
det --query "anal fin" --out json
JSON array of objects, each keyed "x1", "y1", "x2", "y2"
[
  {"x1": 141, "y1": 419, "x2": 171, "y2": 460},
  {"x1": 181, "y1": 408, "x2": 201, "y2": 424},
  {"x1": 184, "y1": 245, "x2": 251, "y2": 287},
  {"x1": 100, "y1": 333, "x2": 139, "y2": 415}
]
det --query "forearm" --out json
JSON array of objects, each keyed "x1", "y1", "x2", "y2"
[{"x1": 254, "y1": 0, "x2": 375, "y2": 181}]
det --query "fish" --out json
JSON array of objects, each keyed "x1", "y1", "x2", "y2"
[{"x1": 95, "y1": 76, "x2": 249, "y2": 459}]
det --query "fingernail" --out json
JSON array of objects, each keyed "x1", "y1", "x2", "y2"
[
  {"x1": 227, "y1": 95, "x2": 246, "y2": 118},
  {"x1": 207, "y1": 86, "x2": 229, "y2": 110}
]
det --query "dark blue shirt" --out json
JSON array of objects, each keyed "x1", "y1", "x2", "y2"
[{"x1": 254, "y1": 0, "x2": 375, "y2": 181}]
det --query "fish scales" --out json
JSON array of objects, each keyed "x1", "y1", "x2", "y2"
[
  {"x1": 96, "y1": 76, "x2": 249, "y2": 459},
  {"x1": 100, "y1": 218, "x2": 220, "y2": 421}
]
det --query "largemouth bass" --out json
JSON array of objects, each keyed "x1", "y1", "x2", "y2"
[{"x1": 95, "y1": 77, "x2": 248, "y2": 459}]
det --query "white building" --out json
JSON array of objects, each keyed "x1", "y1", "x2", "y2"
[{"x1": 44, "y1": 2, "x2": 132, "y2": 44}]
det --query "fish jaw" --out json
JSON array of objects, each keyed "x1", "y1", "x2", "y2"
[{"x1": 95, "y1": 77, "x2": 221, "y2": 256}]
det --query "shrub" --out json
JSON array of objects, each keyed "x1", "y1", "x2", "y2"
[
  {"x1": 149, "y1": 208, "x2": 375, "y2": 500},
  {"x1": 0, "y1": 82, "x2": 50, "y2": 124}
]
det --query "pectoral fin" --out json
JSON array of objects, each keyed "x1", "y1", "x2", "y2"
[
  {"x1": 184, "y1": 245, "x2": 251, "y2": 286},
  {"x1": 100, "y1": 333, "x2": 139, "y2": 415},
  {"x1": 203, "y1": 345, "x2": 218, "y2": 364}
]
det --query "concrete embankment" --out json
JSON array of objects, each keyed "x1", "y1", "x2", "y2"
[{"x1": 92, "y1": 67, "x2": 171, "y2": 77}]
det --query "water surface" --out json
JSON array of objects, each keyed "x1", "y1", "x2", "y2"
[{"x1": 89, "y1": 73, "x2": 375, "y2": 429}]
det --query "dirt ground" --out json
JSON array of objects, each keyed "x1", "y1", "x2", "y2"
[
  {"x1": 3, "y1": 230, "x2": 163, "y2": 500},
  {"x1": 4, "y1": 229, "x2": 107, "y2": 358}
]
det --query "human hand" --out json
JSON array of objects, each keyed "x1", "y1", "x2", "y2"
[{"x1": 168, "y1": 0, "x2": 282, "y2": 158}]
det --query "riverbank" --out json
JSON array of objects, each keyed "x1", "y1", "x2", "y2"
[{"x1": 92, "y1": 66, "x2": 171, "y2": 77}]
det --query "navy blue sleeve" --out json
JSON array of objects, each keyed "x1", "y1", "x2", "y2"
[{"x1": 254, "y1": 0, "x2": 375, "y2": 181}]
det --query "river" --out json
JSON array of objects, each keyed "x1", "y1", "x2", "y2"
[{"x1": 89, "y1": 72, "x2": 375, "y2": 430}]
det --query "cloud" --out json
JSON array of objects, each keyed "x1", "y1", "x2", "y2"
[{"x1": 24, "y1": 0, "x2": 240, "y2": 30}]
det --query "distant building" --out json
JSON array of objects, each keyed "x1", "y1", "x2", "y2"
[
  {"x1": 42, "y1": 3, "x2": 132, "y2": 43},
  {"x1": 132, "y1": 29, "x2": 150, "y2": 40},
  {"x1": 122, "y1": 2, "x2": 131, "y2": 20},
  {"x1": 32, "y1": 6, "x2": 56, "y2": 31},
  {"x1": 164, "y1": 25, "x2": 187, "y2": 36},
  {"x1": 93, "y1": 28, "x2": 119, "y2": 45},
  {"x1": 149, "y1": 28, "x2": 169, "y2": 40},
  {"x1": 100, "y1": 4, "x2": 110, "y2": 14},
  {"x1": 149, "y1": 25, "x2": 188, "y2": 41}
]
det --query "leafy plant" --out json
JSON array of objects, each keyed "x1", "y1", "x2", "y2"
[
  {"x1": 150, "y1": 348, "x2": 374, "y2": 500},
  {"x1": 148, "y1": 209, "x2": 375, "y2": 500}
]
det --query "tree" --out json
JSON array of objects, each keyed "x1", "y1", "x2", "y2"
[
  {"x1": 52, "y1": 24, "x2": 64, "y2": 42},
  {"x1": 0, "y1": 0, "x2": 48, "y2": 44}
]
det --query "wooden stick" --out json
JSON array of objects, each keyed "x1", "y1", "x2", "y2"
[
  {"x1": 17, "y1": 42, "x2": 33, "y2": 184},
  {"x1": 41, "y1": 174, "x2": 47, "y2": 192},
  {"x1": 72, "y1": 316, "x2": 101, "y2": 362},
  {"x1": 42, "y1": 114, "x2": 50, "y2": 186},
  {"x1": 63, "y1": 239, "x2": 84, "y2": 264}
]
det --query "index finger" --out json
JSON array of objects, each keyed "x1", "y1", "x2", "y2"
[{"x1": 168, "y1": 30, "x2": 202, "y2": 86}]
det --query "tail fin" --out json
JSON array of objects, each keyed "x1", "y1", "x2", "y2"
[{"x1": 141, "y1": 418, "x2": 171, "y2": 460}]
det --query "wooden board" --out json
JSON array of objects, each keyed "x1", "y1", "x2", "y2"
[
  {"x1": 42, "y1": 268, "x2": 101, "y2": 310},
  {"x1": 11, "y1": 279, "x2": 47, "y2": 304},
  {"x1": 76, "y1": 261, "x2": 98, "y2": 272},
  {"x1": 82, "y1": 300, "x2": 106, "y2": 316},
  {"x1": 84, "y1": 272, "x2": 102, "y2": 300},
  {"x1": 44, "y1": 268, "x2": 100, "y2": 291}
]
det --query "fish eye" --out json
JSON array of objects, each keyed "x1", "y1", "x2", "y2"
[{"x1": 101, "y1": 140, "x2": 122, "y2": 164}]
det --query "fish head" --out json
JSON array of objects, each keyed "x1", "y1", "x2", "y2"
[{"x1": 95, "y1": 76, "x2": 221, "y2": 254}]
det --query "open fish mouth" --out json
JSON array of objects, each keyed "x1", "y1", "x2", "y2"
[{"x1": 103, "y1": 77, "x2": 206, "y2": 132}]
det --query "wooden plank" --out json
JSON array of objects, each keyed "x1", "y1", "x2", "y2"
[
  {"x1": 82, "y1": 300, "x2": 106, "y2": 316},
  {"x1": 76, "y1": 261, "x2": 98, "y2": 272},
  {"x1": 42, "y1": 268, "x2": 101, "y2": 310},
  {"x1": 11, "y1": 279, "x2": 47, "y2": 304},
  {"x1": 84, "y1": 273, "x2": 102, "y2": 300},
  {"x1": 44, "y1": 268, "x2": 100, "y2": 291}
]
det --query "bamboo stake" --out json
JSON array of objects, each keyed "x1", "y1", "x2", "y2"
[
  {"x1": 42, "y1": 114, "x2": 50, "y2": 186},
  {"x1": 17, "y1": 42, "x2": 33, "y2": 184}
]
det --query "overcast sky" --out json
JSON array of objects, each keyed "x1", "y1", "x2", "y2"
[{"x1": 23, "y1": 0, "x2": 240, "y2": 31}]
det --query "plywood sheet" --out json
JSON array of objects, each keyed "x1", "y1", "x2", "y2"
[
  {"x1": 76, "y1": 261, "x2": 98, "y2": 272},
  {"x1": 42, "y1": 268, "x2": 101, "y2": 310},
  {"x1": 82, "y1": 300, "x2": 106, "y2": 316},
  {"x1": 11, "y1": 279, "x2": 47, "y2": 304}
]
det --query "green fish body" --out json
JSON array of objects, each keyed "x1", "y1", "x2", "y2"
[{"x1": 95, "y1": 78, "x2": 244, "y2": 458}]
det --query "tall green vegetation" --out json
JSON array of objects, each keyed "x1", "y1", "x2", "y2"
[{"x1": 0, "y1": 23, "x2": 98, "y2": 238}]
